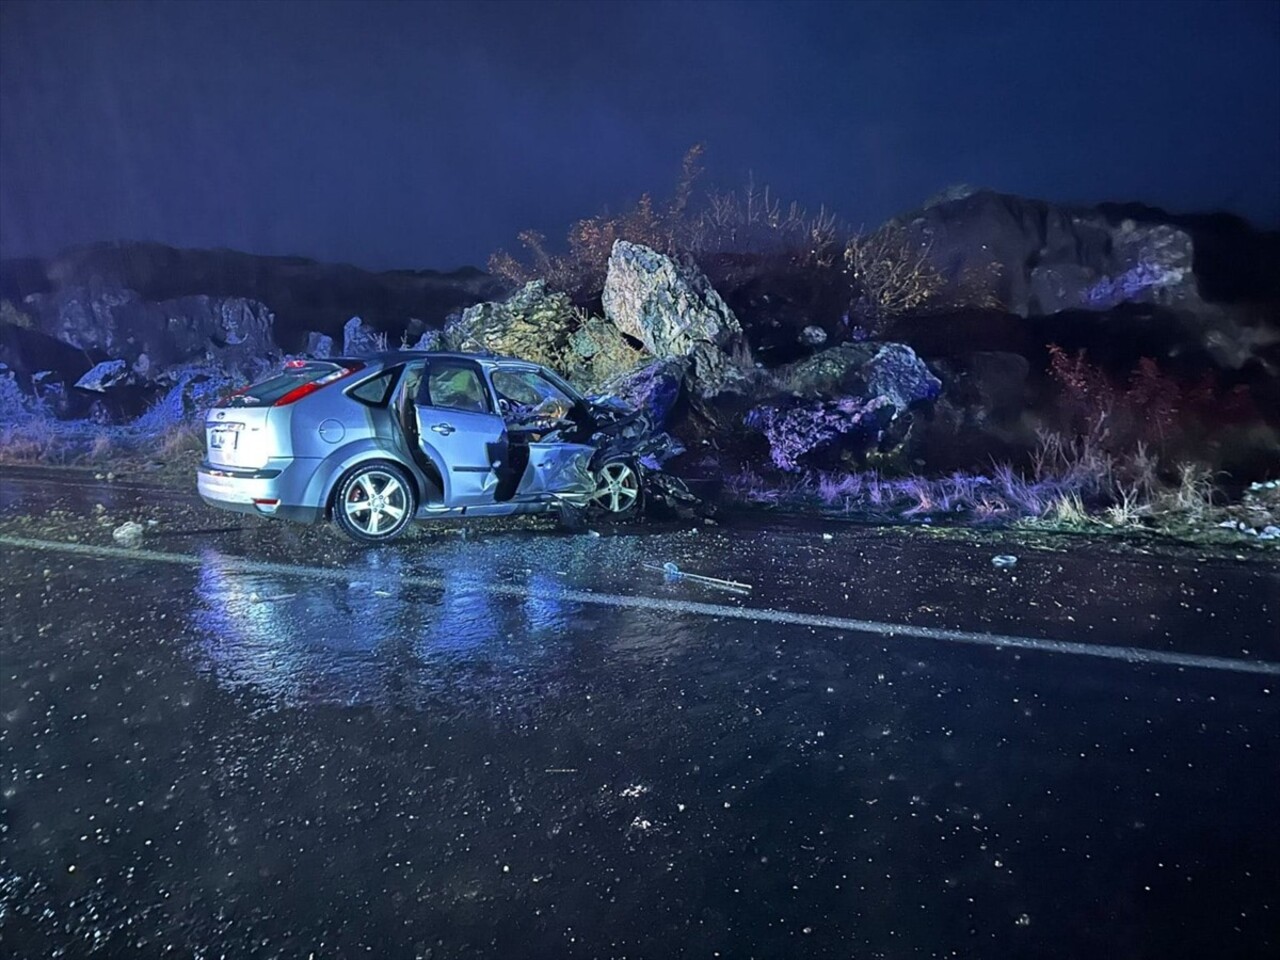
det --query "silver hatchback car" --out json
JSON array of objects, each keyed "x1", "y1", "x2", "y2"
[{"x1": 197, "y1": 351, "x2": 654, "y2": 542}]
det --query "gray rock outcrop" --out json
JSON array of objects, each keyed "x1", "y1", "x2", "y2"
[{"x1": 898, "y1": 190, "x2": 1201, "y2": 316}]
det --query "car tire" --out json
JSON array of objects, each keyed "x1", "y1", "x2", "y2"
[
  {"x1": 588, "y1": 458, "x2": 643, "y2": 521},
  {"x1": 333, "y1": 462, "x2": 417, "y2": 543}
]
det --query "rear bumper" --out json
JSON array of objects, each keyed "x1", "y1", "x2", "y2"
[{"x1": 197, "y1": 460, "x2": 323, "y2": 525}]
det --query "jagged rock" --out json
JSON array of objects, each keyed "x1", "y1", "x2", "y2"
[
  {"x1": 558, "y1": 314, "x2": 650, "y2": 390},
  {"x1": 799, "y1": 325, "x2": 828, "y2": 347},
  {"x1": 342, "y1": 316, "x2": 384, "y2": 355},
  {"x1": 305, "y1": 332, "x2": 334, "y2": 358},
  {"x1": 129, "y1": 364, "x2": 246, "y2": 432},
  {"x1": 75, "y1": 359, "x2": 131, "y2": 392},
  {"x1": 597, "y1": 357, "x2": 688, "y2": 426},
  {"x1": 745, "y1": 396, "x2": 896, "y2": 472},
  {"x1": 780, "y1": 342, "x2": 941, "y2": 410},
  {"x1": 411, "y1": 329, "x2": 444, "y2": 351},
  {"x1": 443, "y1": 280, "x2": 576, "y2": 369},
  {"x1": 602, "y1": 241, "x2": 741, "y2": 355}
]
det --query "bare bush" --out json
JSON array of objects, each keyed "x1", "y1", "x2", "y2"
[
  {"x1": 843, "y1": 222, "x2": 944, "y2": 321},
  {"x1": 489, "y1": 144, "x2": 847, "y2": 298}
]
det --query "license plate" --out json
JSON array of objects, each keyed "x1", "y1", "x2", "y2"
[{"x1": 210, "y1": 429, "x2": 237, "y2": 451}]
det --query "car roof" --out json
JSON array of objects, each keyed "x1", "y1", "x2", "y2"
[{"x1": 334, "y1": 350, "x2": 543, "y2": 370}]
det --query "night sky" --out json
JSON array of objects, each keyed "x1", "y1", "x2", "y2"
[{"x1": 2, "y1": 0, "x2": 1278, "y2": 271}]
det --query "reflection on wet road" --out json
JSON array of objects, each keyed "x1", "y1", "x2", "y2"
[
  {"x1": 1, "y1": 470, "x2": 1278, "y2": 958},
  {"x1": 191, "y1": 549, "x2": 587, "y2": 711}
]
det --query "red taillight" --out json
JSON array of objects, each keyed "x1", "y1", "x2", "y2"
[
  {"x1": 252, "y1": 498, "x2": 280, "y2": 506},
  {"x1": 284, "y1": 359, "x2": 308, "y2": 369},
  {"x1": 272, "y1": 363, "x2": 363, "y2": 406}
]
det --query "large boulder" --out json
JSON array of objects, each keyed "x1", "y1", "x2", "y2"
[
  {"x1": 749, "y1": 342, "x2": 941, "y2": 472},
  {"x1": 745, "y1": 396, "x2": 896, "y2": 472},
  {"x1": 602, "y1": 241, "x2": 744, "y2": 395},
  {"x1": 779, "y1": 342, "x2": 941, "y2": 410},
  {"x1": 602, "y1": 241, "x2": 742, "y2": 355},
  {"x1": 899, "y1": 191, "x2": 1201, "y2": 317}
]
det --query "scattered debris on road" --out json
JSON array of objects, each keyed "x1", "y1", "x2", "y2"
[
  {"x1": 992, "y1": 554, "x2": 1018, "y2": 568},
  {"x1": 111, "y1": 521, "x2": 144, "y2": 547}
]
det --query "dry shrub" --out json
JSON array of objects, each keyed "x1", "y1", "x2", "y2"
[
  {"x1": 943, "y1": 260, "x2": 1005, "y2": 312},
  {"x1": 87, "y1": 431, "x2": 115, "y2": 462},
  {"x1": 490, "y1": 146, "x2": 707, "y2": 297},
  {"x1": 693, "y1": 174, "x2": 841, "y2": 264},
  {"x1": 159, "y1": 421, "x2": 206, "y2": 458},
  {"x1": 490, "y1": 145, "x2": 846, "y2": 299},
  {"x1": 1046, "y1": 345, "x2": 1181, "y2": 461},
  {"x1": 844, "y1": 223, "x2": 944, "y2": 321},
  {"x1": 0, "y1": 300, "x2": 34, "y2": 328}
]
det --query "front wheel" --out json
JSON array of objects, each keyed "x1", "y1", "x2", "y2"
[
  {"x1": 589, "y1": 459, "x2": 642, "y2": 520},
  {"x1": 333, "y1": 462, "x2": 417, "y2": 543}
]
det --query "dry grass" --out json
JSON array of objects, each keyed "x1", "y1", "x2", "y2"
[
  {"x1": 1046, "y1": 491, "x2": 1089, "y2": 525},
  {"x1": 1102, "y1": 486, "x2": 1145, "y2": 527}
]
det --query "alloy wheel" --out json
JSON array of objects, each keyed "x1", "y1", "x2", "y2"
[
  {"x1": 591, "y1": 461, "x2": 640, "y2": 514},
  {"x1": 343, "y1": 470, "x2": 409, "y2": 536}
]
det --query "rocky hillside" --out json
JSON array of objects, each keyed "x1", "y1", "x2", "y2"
[{"x1": 1, "y1": 191, "x2": 1277, "y2": 480}]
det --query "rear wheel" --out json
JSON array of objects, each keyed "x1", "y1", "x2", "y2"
[
  {"x1": 589, "y1": 459, "x2": 642, "y2": 520},
  {"x1": 333, "y1": 462, "x2": 416, "y2": 542}
]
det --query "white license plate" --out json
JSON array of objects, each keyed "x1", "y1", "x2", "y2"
[{"x1": 210, "y1": 430, "x2": 237, "y2": 451}]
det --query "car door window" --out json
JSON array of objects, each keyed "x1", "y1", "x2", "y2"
[{"x1": 419, "y1": 362, "x2": 491, "y2": 413}]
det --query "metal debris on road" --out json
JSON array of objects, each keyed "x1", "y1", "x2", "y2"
[
  {"x1": 249, "y1": 592, "x2": 297, "y2": 604},
  {"x1": 992, "y1": 554, "x2": 1018, "y2": 568},
  {"x1": 645, "y1": 560, "x2": 753, "y2": 593}
]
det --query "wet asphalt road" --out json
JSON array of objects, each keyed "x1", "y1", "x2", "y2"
[{"x1": 1, "y1": 467, "x2": 1278, "y2": 959}]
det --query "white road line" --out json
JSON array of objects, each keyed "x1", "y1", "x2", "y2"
[{"x1": 3, "y1": 534, "x2": 1278, "y2": 677}]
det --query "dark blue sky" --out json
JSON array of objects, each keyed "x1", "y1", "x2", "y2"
[{"x1": 2, "y1": 0, "x2": 1278, "y2": 271}]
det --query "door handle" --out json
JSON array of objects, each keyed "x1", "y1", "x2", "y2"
[{"x1": 431, "y1": 423, "x2": 455, "y2": 436}]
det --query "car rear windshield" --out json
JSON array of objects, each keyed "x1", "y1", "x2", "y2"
[{"x1": 223, "y1": 362, "x2": 349, "y2": 407}]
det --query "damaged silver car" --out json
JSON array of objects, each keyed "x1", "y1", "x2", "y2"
[{"x1": 197, "y1": 351, "x2": 676, "y2": 542}]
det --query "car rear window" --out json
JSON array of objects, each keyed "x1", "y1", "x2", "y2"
[{"x1": 224, "y1": 362, "x2": 353, "y2": 407}]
